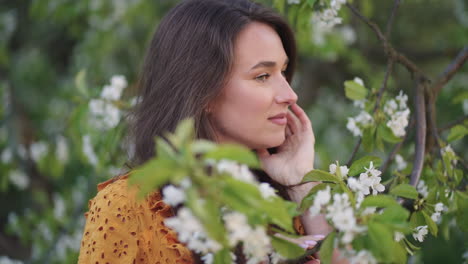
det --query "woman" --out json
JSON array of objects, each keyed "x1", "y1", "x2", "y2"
[{"x1": 78, "y1": 0, "x2": 338, "y2": 263}]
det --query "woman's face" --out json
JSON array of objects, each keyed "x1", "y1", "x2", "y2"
[{"x1": 210, "y1": 22, "x2": 298, "y2": 149}]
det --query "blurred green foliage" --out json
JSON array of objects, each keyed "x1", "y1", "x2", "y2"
[{"x1": 0, "y1": 0, "x2": 466, "y2": 263}]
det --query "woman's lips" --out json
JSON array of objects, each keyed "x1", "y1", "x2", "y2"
[{"x1": 268, "y1": 116, "x2": 287, "y2": 125}]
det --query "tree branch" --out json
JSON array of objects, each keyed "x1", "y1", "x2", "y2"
[
  {"x1": 346, "y1": 138, "x2": 362, "y2": 167},
  {"x1": 385, "y1": 0, "x2": 401, "y2": 38},
  {"x1": 345, "y1": 3, "x2": 429, "y2": 80},
  {"x1": 432, "y1": 46, "x2": 468, "y2": 95},
  {"x1": 410, "y1": 77, "x2": 427, "y2": 186},
  {"x1": 373, "y1": 59, "x2": 395, "y2": 112}
]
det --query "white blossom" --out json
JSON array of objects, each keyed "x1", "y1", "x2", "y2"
[
  {"x1": 435, "y1": 202, "x2": 445, "y2": 212},
  {"x1": 384, "y1": 99, "x2": 398, "y2": 116},
  {"x1": 201, "y1": 253, "x2": 213, "y2": 264},
  {"x1": 346, "y1": 117, "x2": 362, "y2": 137},
  {"x1": 30, "y1": 141, "x2": 48, "y2": 162},
  {"x1": 395, "y1": 90, "x2": 408, "y2": 109},
  {"x1": 329, "y1": 163, "x2": 349, "y2": 178},
  {"x1": 361, "y1": 207, "x2": 377, "y2": 216},
  {"x1": 53, "y1": 193, "x2": 66, "y2": 220},
  {"x1": 165, "y1": 208, "x2": 221, "y2": 254},
  {"x1": 413, "y1": 225, "x2": 428, "y2": 242},
  {"x1": 395, "y1": 154, "x2": 407, "y2": 171},
  {"x1": 162, "y1": 185, "x2": 186, "y2": 206},
  {"x1": 224, "y1": 212, "x2": 251, "y2": 246},
  {"x1": 259, "y1": 183, "x2": 276, "y2": 199},
  {"x1": 0, "y1": 256, "x2": 24, "y2": 264},
  {"x1": 9, "y1": 169, "x2": 29, "y2": 190},
  {"x1": 309, "y1": 186, "x2": 331, "y2": 216},
  {"x1": 416, "y1": 180, "x2": 428, "y2": 198},
  {"x1": 394, "y1": 231, "x2": 405, "y2": 242},
  {"x1": 38, "y1": 221, "x2": 53, "y2": 242},
  {"x1": 216, "y1": 159, "x2": 256, "y2": 184},
  {"x1": 386, "y1": 109, "x2": 410, "y2": 137},
  {"x1": 353, "y1": 99, "x2": 365, "y2": 109},
  {"x1": 384, "y1": 91, "x2": 410, "y2": 137},
  {"x1": 244, "y1": 226, "x2": 271, "y2": 264},
  {"x1": 431, "y1": 203, "x2": 445, "y2": 222},
  {"x1": 1, "y1": 148, "x2": 12, "y2": 163},
  {"x1": 353, "y1": 77, "x2": 364, "y2": 86},
  {"x1": 55, "y1": 136, "x2": 69, "y2": 163},
  {"x1": 340, "y1": 26, "x2": 357, "y2": 45},
  {"x1": 350, "y1": 250, "x2": 377, "y2": 264},
  {"x1": 326, "y1": 193, "x2": 366, "y2": 243},
  {"x1": 82, "y1": 135, "x2": 98, "y2": 166},
  {"x1": 88, "y1": 99, "x2": 121, "y2": 130},
  {"x1": 287, "y1": 0, "x2": 300, "y2": 4},
  {"x1": 100, "y1": 75, "x2": 127, "y2": 101}
]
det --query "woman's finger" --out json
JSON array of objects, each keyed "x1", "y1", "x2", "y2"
[
  {"x1": 290, "y1": 104, "x2": 311, "y2": 131},
  {"x1": 286, "y1": 111, "x2": 299, "y2": 133},
  {"x1": 285, "y1": 125, "x2": 292, "y2": 137}
]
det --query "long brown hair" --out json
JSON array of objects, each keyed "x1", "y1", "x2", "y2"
[{"x1": 129, "y1": 0, "x2": 297, "y2": 166}]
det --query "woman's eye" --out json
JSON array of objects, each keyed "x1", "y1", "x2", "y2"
[{"x1": 255, "y1": 73, "x2": 270, "y2": 82}]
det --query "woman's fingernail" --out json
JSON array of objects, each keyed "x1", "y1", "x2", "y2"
[
  {"x1": 299, "y1": 243, "x2": 309, "y2": 249},
  {"x1": 304, "y1": 240, "x2": 317, "y2": 246}
]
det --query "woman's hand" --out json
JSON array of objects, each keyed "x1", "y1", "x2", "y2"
[{"x1": 256, "y1": 103, "x2": 315, "y2": 187}]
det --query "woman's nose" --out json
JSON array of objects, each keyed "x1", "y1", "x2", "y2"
[{"x1": 274, "y1": 79, "x2": 298, "y2": 105}]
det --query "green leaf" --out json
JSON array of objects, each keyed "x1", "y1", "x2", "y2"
[
  {"x1": 301, "y1": 170, "x2": 340, "y2": 183},
  {"x1": 74, "y1": 69, "x2": 88, "y2": 97},
  {"x1": 447, "y1": 124, "x2": 468, "y2": 142},
  {"x1": 213, "y1": 248, "x2": 231, "y2": 264},
  {"x1": 348, "y1": 156, "x2": 382, "y2": 177},
  {"x1": 452, "y1": 90, "x2": 468, "y2": 104},
  {"x1": 344, "y1": 80, "x2": 368, "y2": 100},
  {"x1": 320, "y1": 231, "x2": 336, "y2": 264},
  {"x1": 422, "y1": 211, "x2": 438, "y2": 236},
  {"x1": 129, "y1": 158, "x2": 185, "y2": 197},
  {"x1": 362, "y1": 126, "x2": 376, "y2": 152},
  {"x1": 306, "y1": 0, "x2": 319, "y2": 8},
  {"x1": 155, "y1": 137, "x2": 176, "y2": 160},
  {"x1": 373, "y1": 206, "x2": 410, "y2": 225},
  {"x1": 390, "y1": 184, "x2": 419, "y2": 199},
  {"x1": 367, "y1": 222, "x2": 395, "y2": 261},
  {"x1": 190, "y1": 139, "x2": 217, "y2": 154},
  {"x1": 378, "y1": 124, "x2": 402, "y2": 143},
  {"x1": 409, "y1": 211, "x2": 426, "y2": 228},
  {"x1": 271, "y1": 236, "x2": 304, "y2": 259},
  {"x1": 205, "y1": 144, "x2": 260, "y2": 168},
  {"x1": 361, "y1": 195, "x2": 401, "y2": 208}
]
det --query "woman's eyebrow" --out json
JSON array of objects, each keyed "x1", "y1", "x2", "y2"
[{"x1": 249, "y1": 58, "x2": 289, "y2": 71}]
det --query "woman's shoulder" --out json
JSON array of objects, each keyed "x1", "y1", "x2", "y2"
[{"x1": 79, "y1": 173, "x2": 194, "y2": 263}]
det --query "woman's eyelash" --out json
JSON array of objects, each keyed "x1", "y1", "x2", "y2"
[{"x1": 255, "y1": 73, "x2": 270, "y2": 81}]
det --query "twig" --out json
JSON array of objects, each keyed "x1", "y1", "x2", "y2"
[
  {"x1": 432, "y1": 46, "x2": 468, "y2": 95},
  {"x1": 385, "y1": 0, "x2": 401, "y2": 38},
  {"x1": 346, "y1": 138, "x2": 362, "y2": 167},
  {"x1": 345, "y1": 3, "x2": 429, "y2": 80},
  {"x1": 373, "y1": 59, "x2": 395, "y2": 112},
  {"x1": 346, "y1": 3, "x2": 385, "y2": 42},
  {"x1": 410, "y1": 77, "x2": 427, "y2": 186},
  {"x1": 438, "y1": 115, "x2": 468, "y2": 132}
]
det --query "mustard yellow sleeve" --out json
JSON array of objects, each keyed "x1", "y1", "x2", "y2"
[{"x1": 77, "y1": 177, "x2": 194, "y2": 264}]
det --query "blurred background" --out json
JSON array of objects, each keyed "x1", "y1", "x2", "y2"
[{"x1": 0, "y1": 0, "x2": 466, "y2": 263}]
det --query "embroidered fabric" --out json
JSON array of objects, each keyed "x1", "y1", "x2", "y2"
[{"x1": 77, "y1": 174, "x2": 194, "y2": 264}]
